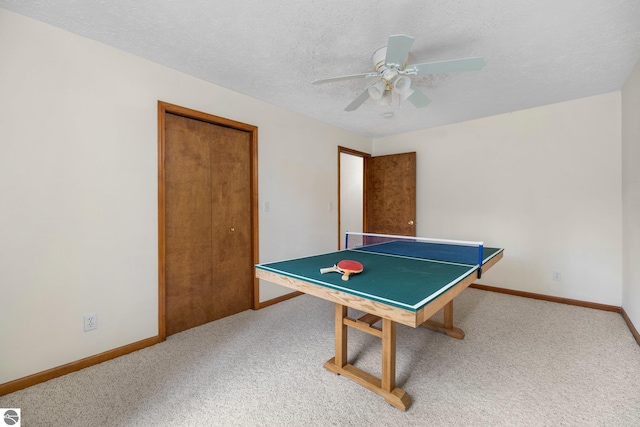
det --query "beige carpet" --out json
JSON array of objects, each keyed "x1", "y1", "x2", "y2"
[{"x1": 2, "y1": 288, "x2": 640, "y2": 426}]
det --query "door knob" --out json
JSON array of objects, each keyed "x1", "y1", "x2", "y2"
[
  {"x1": 230, "y1": 226, "x2": 235, "y2": 232},
  {"x1": 408, "y1": 220, "x2": 414, "y2": 225}
]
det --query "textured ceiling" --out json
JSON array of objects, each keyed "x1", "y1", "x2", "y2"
[{"x1": 2, "y1": 0, "x2": 640, "y2": 138}]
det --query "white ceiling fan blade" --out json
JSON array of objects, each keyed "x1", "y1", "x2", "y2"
[
  {"x1": 344, "y1": 88, "x2": 371, "y2": 111},
  {"x1": 406, "y1": 57, "x2": 485, "y2": 75},
  {"x1": 406, "y1": 84, "x2": 430, "y2": 108},
  {"x1": 312, "y1": 73, "x2": 377, "y2": 85},
  {"x1": 385, "y1": 34, "x2": 414, "y2": 68}
]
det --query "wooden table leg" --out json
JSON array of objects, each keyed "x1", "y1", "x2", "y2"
[
  {"x1": 324, "y1": 304, "x2": 411, "y2": 411},
  {"x1": 422, "y1": 300, "x2": 465, "y2": 339},
  {"x1": 381, "y1": 318, "x2": 396, "y2": 392},
  {"x1": 443, "y1": 299, "x2": 454, "y2": 329},
  {"x1": 334, "y1": 303, "x2": 348, "y2": 367}
]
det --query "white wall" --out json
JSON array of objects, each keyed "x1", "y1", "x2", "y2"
[
  {"x1": 0, "y1": 9, "x2": 370, "y2": 384},
  {"x1": 373, "y1": 93, "x2": 623, "y2": 306},
  {"x1": 622, "y1": 58, "x2": 640, "y2": 328}
]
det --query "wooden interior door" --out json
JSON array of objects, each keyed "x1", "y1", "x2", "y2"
[
  {"x1": 163, "y1": 112, "x2": 254, "y2": 336},
  {"x1": 365, "y1": 152, "x2": 416, "y2": 236},
  {"x1": 209, "y1": 125, "x2": 253, "y2": 320}
]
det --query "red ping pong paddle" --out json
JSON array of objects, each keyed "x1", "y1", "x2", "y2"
[{"x1": 320, "y1": 260, "x2": 363, "y2": 281}]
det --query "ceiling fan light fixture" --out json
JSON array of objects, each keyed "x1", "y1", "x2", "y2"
[
  {"x1": 393, "y1": 76, "x2": 413, "y2": 96},
  {"x1": 380, "y1": 90, "x2": 392, "y2": 106},
  {"x1": 368, "y1": 80, "x2": 387, "y2": 101}
]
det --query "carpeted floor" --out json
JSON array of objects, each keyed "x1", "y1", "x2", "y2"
[{"x1": 2, "y1": 288, "x2": 639, "y2": 426}]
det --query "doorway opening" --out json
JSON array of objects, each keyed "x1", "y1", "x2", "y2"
[
  {"x1": 338, "y1": 147, "x2": 369, "y2": 249},
  {"x1": 338, "y1": 147, "x2": 417, "y2": 248}
]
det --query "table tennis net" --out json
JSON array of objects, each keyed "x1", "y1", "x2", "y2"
[{"x1": 345, "y1": 232, "x2": 484, "y2": 267}]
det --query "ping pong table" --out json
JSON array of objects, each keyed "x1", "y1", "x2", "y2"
[{"x1": 255, "y1": 232, "x2": 503, "y2": 410}]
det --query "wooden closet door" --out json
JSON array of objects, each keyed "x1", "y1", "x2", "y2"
[
  {"x1": 209, "y1": 125, "x2": 253, "y2": 319},
  {"x1": 164, "y1": 113, "x2": 252, "y2": 336}
]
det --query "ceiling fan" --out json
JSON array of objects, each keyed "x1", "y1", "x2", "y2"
[{"x1": 312, "y1": 34, "x2": 485, "y2": 112}]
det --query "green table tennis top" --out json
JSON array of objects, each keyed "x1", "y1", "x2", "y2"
[{"x1": 256, "y1": 246, "x2": 503, "y2": 312}]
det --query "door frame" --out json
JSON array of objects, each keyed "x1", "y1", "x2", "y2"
[
  {"x1": 157, "y1": 101, "x2": 259, "y2": 341},
  {"x1": 338, "y1": 146, "x2": 370, "y2": 249}
]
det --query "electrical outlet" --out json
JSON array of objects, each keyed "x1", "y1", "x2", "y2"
[
  {"x1": 552, "y1": 271, "x2": 562, "y2": 282},
  {"x1": 84, "y1": 314, "x2": 97, "y2": 332}
]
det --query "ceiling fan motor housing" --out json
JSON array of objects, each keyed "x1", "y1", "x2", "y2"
[
  {"x1": 373, "y1": 46, "x2": 405, "y2": 88},
  {"x1": 372, "y1": 46, "x2": 388, "y2": 73}
]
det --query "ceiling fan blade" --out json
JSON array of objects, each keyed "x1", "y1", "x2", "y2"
[
  {"x1": 406, "y1": 57, "x2": 485, "y2": 75},
  {"x1": 406, "y1": 84, "x2": 431, "y2": 108},
  {"x1": 344, "y1": 88, "x2": 371, "y2": 111},
  {"x1": 385, "y1": 34, "x2": 414, "y2": 68},
  {"x1": 312, "y1": 73, "x2": 377, "y2": 85}
]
